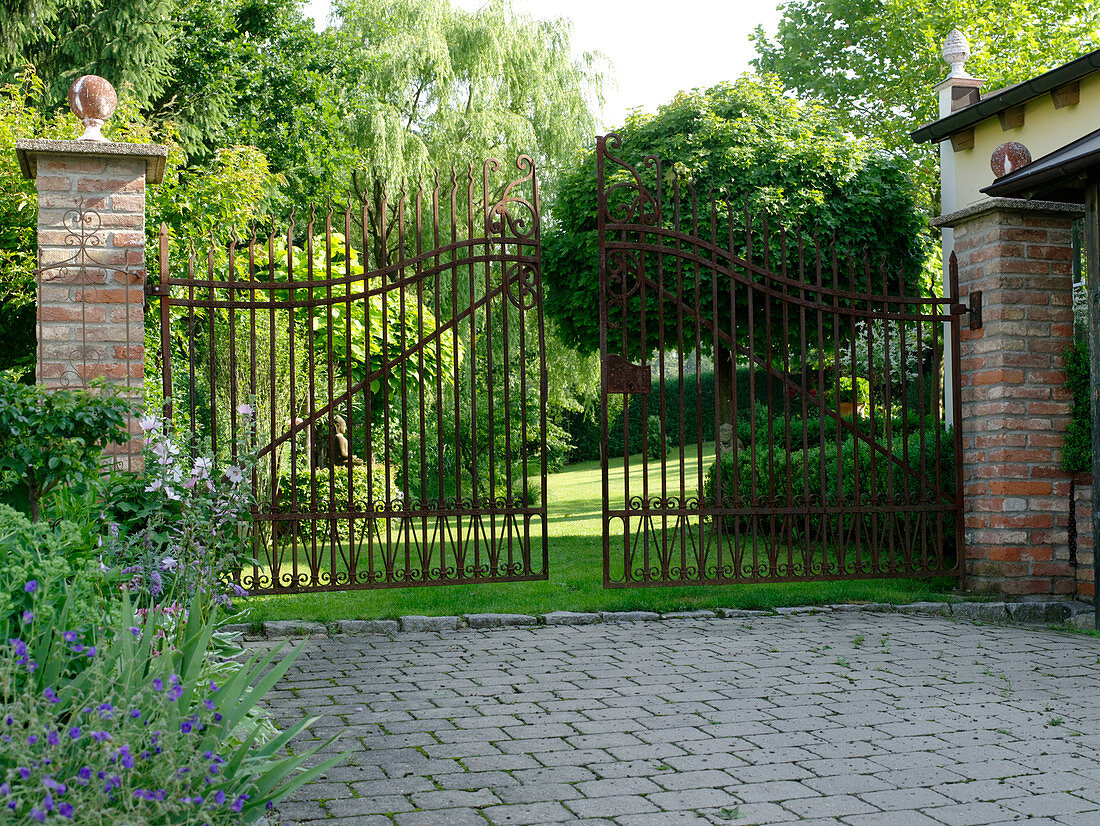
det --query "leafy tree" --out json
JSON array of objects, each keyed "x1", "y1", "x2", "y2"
[
  {"x1": 542, "y1": 76, "x2": 932, "y2": 434},
  {"x1": 751, "y1": 0, "x2": 1100, "y2": 197},
  {"x1": 0, "y1": 0, "x2": 175, "y2": 112}
]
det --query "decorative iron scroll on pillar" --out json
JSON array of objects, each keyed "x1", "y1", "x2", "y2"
[{"x1": 36, "y1": 199, "x2": 112, "y2": 391}]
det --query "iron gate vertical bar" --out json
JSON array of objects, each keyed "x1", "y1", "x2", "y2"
[
  {"x1": 949, "y1": 252, "x2": 966, "y2": 586},
  {"x1": 597, "y1": 135, "x2": 611, "y2": 588}
]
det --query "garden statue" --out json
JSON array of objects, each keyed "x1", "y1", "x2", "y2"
[
  {"x1": 718, "y1": 422, "x2": 743, "y2": 456},
  {"x1": 331, "y1": 415, "x2": 363, "y2": 467}
]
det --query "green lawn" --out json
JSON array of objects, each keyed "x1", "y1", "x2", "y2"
[{"x1": 238, "y1": 441, "x2": 959, "y2": 623}]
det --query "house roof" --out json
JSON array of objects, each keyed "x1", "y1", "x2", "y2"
[
  {"x1": 910, "y1": 47, "x2": 1100, "y2": 145},
  {"x1": 981, "y1": 127, "x2": 1100, "y2": 203}
]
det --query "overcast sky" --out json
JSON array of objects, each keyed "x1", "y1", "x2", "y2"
[{"x1": 302, "y1": 0, "x2": 785, "y2": 131}]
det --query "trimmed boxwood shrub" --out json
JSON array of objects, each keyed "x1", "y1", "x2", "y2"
[{"x1": 563, "y1": 366, "x2": 789, "y2": 462}]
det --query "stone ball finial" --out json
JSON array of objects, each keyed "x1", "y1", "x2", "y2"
[
  {"x1": 991, "y1": 141, "x2": 1032, "y2": 178},
  {"x1": 68, "y1": 75, "x2": 117, "y2": 142},
  {"x1": 942, "y1": 29, "x2": 971, "y2": 77}
]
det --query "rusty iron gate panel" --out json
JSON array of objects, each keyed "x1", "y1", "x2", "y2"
[
  {"x1": 596, "y1": 135, "x2": 966, "y2": 587},
  {"x1": 150, "y1": 158, "x2": 548, "y2": 593}
]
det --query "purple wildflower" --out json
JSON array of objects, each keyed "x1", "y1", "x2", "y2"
[
  {"x1": 26, "y1": 735, "x2": 37, "y2": 745},
  {"x1": 43, "y1": 687, "x2": 59, "y2": 704},
  {"x1": 130, "y1": 709, "x2": 141, "y2": 719},
  {"x1": 8, "y1": 639, "x2": 26, "y2": 657},
  {"x1": 90, "y1": 731, "x2": 110, "y2": 743},
  {"x1": 152, "y1": 678, "x2": 163, "y2": 691},
  {"x1": 46, "y1": 731, "x2": 59, "y2": 746},
  {"x1": 62, "y1": 631, "x2": 78, "y2": 642},
  {"x1": 24, "y1": 580, "x2": 37, "y2": 593},
  {"x1": 21, "y1": 611, "x2": 32, "y2": 623},
  {"x1": 129, "y1": 627, "x2": 141, "y2": 637},
  {"x1": 30, "y1": 808, "x2": 46, "y2": 822},
  {"x1": 68, "y1": 727, "x2": 80, "y2": 739},
  {"x1": 58, "y1": 802, "x2": 73, "y2": 818},
  {"x1": 231, "y1": 794, "x2": 249, "y2": 813},
  {"x1": 18, "y1": 768, "x2": 30, "y2": 780},
  {"x1": 96, "y1": 703, "x2": 114, "y2": 719}
]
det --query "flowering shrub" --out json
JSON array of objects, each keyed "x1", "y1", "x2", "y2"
[
  {"x1": 103, "y1": 408, "x2": 258, "y2": 608},
  {"x1": 0, "y1": 579, "x2": 341, "y2": 824}
]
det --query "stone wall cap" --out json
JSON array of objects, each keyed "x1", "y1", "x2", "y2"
[
  {"x1": 15, "y1": 138, "x2": 167, "y2": 184},
  {"x1": 933, "y1": 196, "x2": 1084, "y2": 228}
]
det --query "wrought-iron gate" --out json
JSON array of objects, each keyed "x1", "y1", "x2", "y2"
[
  {"x1": 596, "y1": 134, "x2": 966, "y2": 587},
  {"x1": 150, "y1": 158, "x2": 548, "y2": 593}
]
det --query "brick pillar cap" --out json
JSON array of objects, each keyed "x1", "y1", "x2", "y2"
[
  {"x1": 15, "y1": 138, "x2": 167, "y2": 184},
  {"x1": 933, "y1": 196, "x2": 1083, "y2": 228}
]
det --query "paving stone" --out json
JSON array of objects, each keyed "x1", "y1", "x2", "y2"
[
  {"x1": 334, "y1": 619, "x2": 399, "y2": 635},
  {"x1": 465, "y1": 613, "x2": 539, "y2": 628},
  {"x1": 542, "y1": 611, "x2": 602, "y2": 625},
  {"x1": 895, "y1": 602, "x2": 950, "y2": 616},
  {"x1": 399, "y1": 615, "x2": 462, "y2": 632},
  {"x1": 775, "y1": 605, "x2": 831, "y2": 615},
  {"x1": 481, "y1": 801, "x2": 577, "y2": 824},
  {"x1": 780, "y1": 793, "x2": 878, "y2": 818},
  {"x1": 599, "y1": 611, "x2": 660, "y2": 622},
  {"x1": 1006, "y1": 602, "x2": 1074, "y2": 623},
  {"x1": 409, "y1": 789, "x2": 500, "y2": 809},
  {"x1": 564, "y1": 794, "x2": 659, "y2": 818},
  {"x1": 264, "y1": 620, "x2": 328, "y2": 638},
  {"x1": 857, "y1": 602, "x2": 894, "y2": 612},
  {"x1": 258, "y1": 612, "x2": 1100, "y2": 826},
  {"x1": 716, "y1": 608, "x2": 775, "y2": 618},
  {"x1": 660, "y1": 610, "x2": 717, "y2": 620},
  {"x1": 949, "y1": 602, "x2": 1009, "y2": 623},
  {"x1": 395, "y1": 809, "x2": 488, "y2": 826}
]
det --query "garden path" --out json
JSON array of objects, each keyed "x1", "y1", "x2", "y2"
[{"x1": 258, "y1": 613, "x2": 1100, "y2": 825}]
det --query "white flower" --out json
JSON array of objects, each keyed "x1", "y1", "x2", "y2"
[
  {"x1": 226, "y1": 466, "x2": 244, "y2": 485},
  {"x1": 160, "y1": 556, "x2": 178, "y2": 572},
  {"x1": 192, "y1": 456, "x2": 213, "y2": 479},
  {"x1": 164, "y1": 486, "x2": 181, "y2": 501},
  {"x1": 144, "y1": 478, "x2": 163, "y2": 493},
  {"x1": 138, "y1": 414, "x2": 159, "y2": 432},
  {"x1": 236, "y1": 403, "x2": 254, "y2": 418}
]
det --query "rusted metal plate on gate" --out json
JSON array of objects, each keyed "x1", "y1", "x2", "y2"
[{"x1": 605, "y1": 354, "x2": 651, "y2": 395}]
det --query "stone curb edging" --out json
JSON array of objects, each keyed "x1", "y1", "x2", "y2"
[{"x1": 224, "y1": 599, "x2": 1095, "y2": 639}]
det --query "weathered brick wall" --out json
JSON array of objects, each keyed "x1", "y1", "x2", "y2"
[
  {"x1": 17, "y1": 140, "x2": 166, "y2": 472},
  {"x1": 1073, "y1": 476, "x2": 1095, "y2": 601},
  {"x1": 947, "y1": 200, "x2": 1084, "y2": 598}
]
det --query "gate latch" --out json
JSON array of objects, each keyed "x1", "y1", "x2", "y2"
[
  {"x1": 968, "y1": 290, "x2": 982, "y2": 330},
  {"x1": 605, "y1": 354, "x2": 652, "y2": 395}
]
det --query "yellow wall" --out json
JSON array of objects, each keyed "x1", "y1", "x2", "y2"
[{"x1": 949, "y1": 71, "x2": 1100, "y2": 208}]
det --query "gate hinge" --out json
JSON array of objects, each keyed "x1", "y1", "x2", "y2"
[
  {"x1": 605, "y1": 354, "x2": 652, "y2": 395},
  {"x1": 145, "y1": 281, "x2": 170, "y2": 298}
]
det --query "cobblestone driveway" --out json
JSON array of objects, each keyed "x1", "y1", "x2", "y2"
[{"x1": 260, "y1": 613, "x2": 1100, "y2": 825}]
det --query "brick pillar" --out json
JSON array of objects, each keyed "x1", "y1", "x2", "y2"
[
  {"x1": 938, "y1": 198, "x2": 1084, "y2": 598},
  {"x1": 15, "y1": 139, "x2": 167, "y2": 471}
]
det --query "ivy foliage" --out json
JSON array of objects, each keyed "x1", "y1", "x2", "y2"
[
  {"x1": 1062, "y1": 337, "x2": 1091, "y2": 474},
  {"x1": 543, "y1": 76, "x2": 934, "y2": 358}
]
